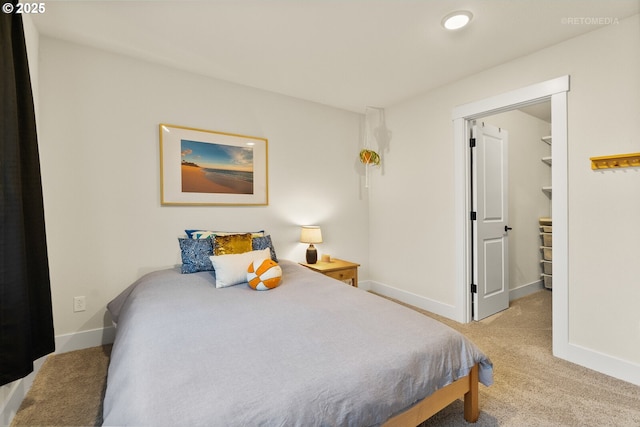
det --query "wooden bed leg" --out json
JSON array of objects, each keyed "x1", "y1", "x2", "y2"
[
  {"x1": 463, "y1": 364, "x2": 479, "y2": 423},
  {"x1": 383, "y1": 363, "x2": 481, "y2": 426}
]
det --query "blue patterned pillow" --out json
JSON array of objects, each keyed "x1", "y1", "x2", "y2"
[
  {"x1": 252, "y1": 235, "x2": 278, "y2": 262},
  {"x1": 178, "y1": 238, "x2": 214, "y2": 274}
]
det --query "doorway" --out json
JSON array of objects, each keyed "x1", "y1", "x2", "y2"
[
  {"x1": 471, "y1": 108, "x2": 552, "y2": 320},
  {"x1": 451, "y1": 75, "x2": 569, "y2": 359}
]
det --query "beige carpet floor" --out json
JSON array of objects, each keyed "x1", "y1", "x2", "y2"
[
  {"x1": 413, "y1": 290, "x2": 640, "y2": 427},
  {"x1": 11, "y1": 345, "x2": 111, "y2": 427},
  {"x1": 10, "y1": 290, "x2": 640, "y2": 426}
]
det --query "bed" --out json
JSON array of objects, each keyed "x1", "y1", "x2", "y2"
[{"x1": 102, "y1": 258, "x2": 492, "y2": 426}]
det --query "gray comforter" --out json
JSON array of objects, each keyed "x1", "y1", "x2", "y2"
[{"x1": 102, "y1": 260, "x2": 492, "y2": 426}]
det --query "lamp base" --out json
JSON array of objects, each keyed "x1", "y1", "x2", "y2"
[{"x1": 306, "y1": 244, "x2": 318, "y2": 264}]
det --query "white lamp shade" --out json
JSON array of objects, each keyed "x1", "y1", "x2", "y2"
[{"x1": 300, "y1": 226, "x2": 322, "y2": 244}]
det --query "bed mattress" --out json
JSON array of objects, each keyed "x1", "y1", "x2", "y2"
[{"x1": 102, "y1": 260, "x2": 492, "y2": 426}]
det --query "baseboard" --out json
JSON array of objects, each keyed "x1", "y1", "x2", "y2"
[
  {"x1": 361, "y1": 279, "x2": 546, "y2": 321},
  {"x1": 55, "y1": 325, "x2": 116, "y2": 354},
  {"x1": 564, "y1": 343, "x2": 640, "y2": 387},
  {"x1": 359, "y1": 280, "x2": 458, "y2": 320},
  {"x1": 509, "y1": 279, "x2": 544, "y2": 301}
]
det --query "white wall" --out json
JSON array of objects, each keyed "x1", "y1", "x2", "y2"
[
  {"x1": 369, "y1": 14, "x2": 640, "y2": 381},
  {"x1": 37, "y1": 37, "x2": 369, "y2": 339},
  {"x1": 481, "y1": 110, "x2": 551, "y2": 293}
]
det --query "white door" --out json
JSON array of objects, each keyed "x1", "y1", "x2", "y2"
[{"x1": 472, "y1": 123, "x2": 510, "y2": 320}]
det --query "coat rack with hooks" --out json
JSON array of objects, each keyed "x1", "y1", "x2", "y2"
[{"x1": 590, "y1": 152, "x2": 640, "y2": 170}]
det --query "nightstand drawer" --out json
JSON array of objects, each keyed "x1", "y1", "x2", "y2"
[
  {"x1": 300, "y1": 259, "x2": 360, "y2": 287},
  {"x1": 324, "y1": 268, "x2": 356, "y2": 282}
]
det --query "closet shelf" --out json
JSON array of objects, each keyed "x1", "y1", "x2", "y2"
[
  {"x1": 541, "y1": 136, "x2": 552, "y2": 145},
  {"x1": 542, "y1": 186, "x2": 552, "y2": 195},
  {"x1": 541, "y1": 156, "x2": 552, "y2": 166}
]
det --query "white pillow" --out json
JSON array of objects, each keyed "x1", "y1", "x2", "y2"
[{"x1": 209, "y1": 248, "x2": 271, "y2": 288}]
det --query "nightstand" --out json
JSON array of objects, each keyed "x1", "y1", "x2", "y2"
[{"x1": 300, "y1": 259, "x2": 360, "y2": 287}]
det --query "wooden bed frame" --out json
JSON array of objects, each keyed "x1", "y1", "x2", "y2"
[{"x1": 383, "y1": 364, "x2": 480, "y2": 426}]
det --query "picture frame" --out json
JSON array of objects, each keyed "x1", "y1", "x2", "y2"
[{"x1": 160, "y1": 124, "x2": 268, "y2": 206}]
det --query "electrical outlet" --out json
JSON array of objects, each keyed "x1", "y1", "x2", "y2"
[{"x1": 73, "y1": 296, "x2": 86, "y2": 312}]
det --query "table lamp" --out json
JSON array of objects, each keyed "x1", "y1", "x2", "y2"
[{"x1": 300, "y1": 226, "x2": 322, "y2": 264}]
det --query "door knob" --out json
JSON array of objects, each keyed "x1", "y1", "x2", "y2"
[{"x1": 505, "y1": 226, "x2": 513, "y2": 232}]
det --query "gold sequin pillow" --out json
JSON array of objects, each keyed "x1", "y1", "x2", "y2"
[{"x1": 214, "y1": 233, "x2": 253, "y2": 256}]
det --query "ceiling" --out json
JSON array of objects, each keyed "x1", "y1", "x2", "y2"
[{"x1": 31, "y1": 0, "x2": 639, "y2": 113}]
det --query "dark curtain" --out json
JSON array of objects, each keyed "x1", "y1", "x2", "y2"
[{"x1": 1, "y1": 9, "x2": 55, "y2": 386}]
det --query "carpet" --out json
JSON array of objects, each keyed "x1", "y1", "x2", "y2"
[
  {"x1": 10, "y1": 344, "x2": 111, "y2": 426},
  {"x1": 10, "y1": 290, "x2": 640, "y2": 426},
  {"x1": 413, "y1": 290, "x2": 640, "y2": 426}
]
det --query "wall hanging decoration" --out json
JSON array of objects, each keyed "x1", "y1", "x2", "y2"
[
  {"x1": 359, "y1": 148, "x2": 380, "y2": 166},
  {"x1": 160, "y1": 124, "x2": 268, "y2": 205},
  {"x1": 360, "y1": 106, "x2": 388, "y2": 188}
]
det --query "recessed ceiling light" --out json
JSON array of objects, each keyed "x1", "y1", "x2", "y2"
[{"x1": 442, "y1": 10, "x2": 473, "y2": 30}]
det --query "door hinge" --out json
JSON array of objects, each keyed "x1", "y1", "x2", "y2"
[
  {"x1": 471, "y1": 284, "x2": 477, "y2": 294},
  {"x1": 470, "y1": 137, "x2": 476, "y2": 148},
  {"x1": 470, "y1": 211, "x2": 477, "y2": 221}
]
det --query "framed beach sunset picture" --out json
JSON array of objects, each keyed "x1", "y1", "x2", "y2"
[{"x1": 159, "y1": 124, "x2": 268, "y2": 205}]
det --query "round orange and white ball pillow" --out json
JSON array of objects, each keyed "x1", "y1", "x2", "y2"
[{"x1": 247, "y1": 259, "x2": 282, "y2": 290}]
